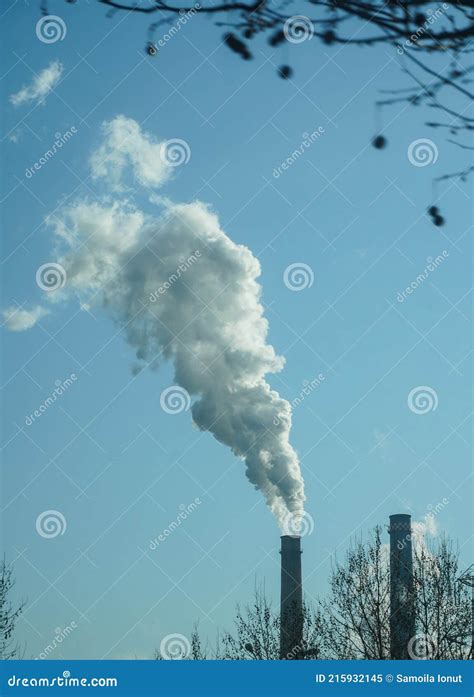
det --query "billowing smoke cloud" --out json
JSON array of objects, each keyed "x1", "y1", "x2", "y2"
[{"x1": 10, "y1": 117, "x2": 306, "y2": 527}]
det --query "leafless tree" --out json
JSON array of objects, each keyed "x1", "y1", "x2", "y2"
[
  {"x1": 155, "y1": 587, "x2": 321, "y2": 659},
  {"x1": 413, "y1": 539, "x2": 472, "y2": 660},
  {"x1": 0, "y1": 560, "x2": 24, "y2": 660},
  {"x1": 317, "y1": 527, "x2": 472, "y2": 659}
]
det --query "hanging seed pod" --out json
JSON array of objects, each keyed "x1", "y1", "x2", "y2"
[{"x1": 372, "y1": 135, "x2": 387, "y2": 149}]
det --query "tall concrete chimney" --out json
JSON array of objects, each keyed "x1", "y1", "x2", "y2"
[
  {"x1": 280, "y1": 535, "x2": 303, "y2": 659},
  {"x1": 389, "y1": 514, "x2": 415, "y2": 659}
]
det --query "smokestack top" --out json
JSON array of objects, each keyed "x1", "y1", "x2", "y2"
[
  {"x1": 280, "y1": 535, "x2": 302, "y2": 553},
  {"x1": 389, "y1": 514, "x2": 412, "y2": 533}
]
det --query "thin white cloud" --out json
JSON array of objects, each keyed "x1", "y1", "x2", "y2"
[
  {"x1": 10, "y1": 61, "x2": 63, "y2": 107},
  {"x1": 2, "y1": 305, "x2": 49, "y2": 331},
  {"x1": 90, "y1": 116, "x2": 171, "y2": 191}
]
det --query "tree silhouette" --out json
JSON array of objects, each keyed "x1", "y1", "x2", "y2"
[
  {"x1": 317, "y1": 527, "x2": 472, "y2": 659},
  {"x1": 156, "y1": 529, "x2": 472, "y2": 659},
  {"x1": 0, "y1": 560, "x2": 24, "y2": 660}
]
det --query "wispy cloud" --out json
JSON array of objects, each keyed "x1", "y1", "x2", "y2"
[
  {"x1": 10, "y1": 61, "x2": 63, "y2": 107},
  {"x1": 90, "y1": 115, "x2": 172, "y2": 191},
  {"x1": 2, "y1": 305, "x2": 49, "y2": 331}
]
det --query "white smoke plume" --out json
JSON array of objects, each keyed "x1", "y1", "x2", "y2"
[{"x1": 11, "y1": 117, "x2": 307, "y2": 527}]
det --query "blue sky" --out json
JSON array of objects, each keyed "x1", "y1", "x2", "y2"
[{"x1": 1, "y1": 1, "x2": 471, "y2": 660}]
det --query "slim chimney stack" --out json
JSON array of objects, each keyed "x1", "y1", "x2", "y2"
[
  {"x1": 280, "y1": 535, "x2": 303, "y2": 659},
  {"x1": 389, "y1": 514, "x2": 415, "y2": 659}
]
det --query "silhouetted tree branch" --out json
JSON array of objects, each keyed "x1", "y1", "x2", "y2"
[
  {"x1": 0, "y1": 560, "x2": 25, "y2": 660},
  {"x1": 42, "y1": 1, "x2": 473, "y2": 218}
]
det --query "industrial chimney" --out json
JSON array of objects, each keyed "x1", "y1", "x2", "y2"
[
  {"x1": 280, "y1": 535, "x2": 303, "y2": 659},
  {"x1": 389, "y1": 514, "x2": 415, "y2": 659}
]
